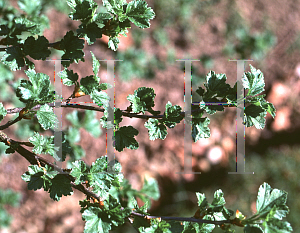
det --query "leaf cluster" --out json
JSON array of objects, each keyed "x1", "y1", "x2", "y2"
[{"x1": 0, "y1": 0, "x2": 291, "y2": 233}]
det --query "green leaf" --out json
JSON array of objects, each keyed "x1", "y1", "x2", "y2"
[
  {"x1": 263, "y1": 218, "x2": 293, "y2": 233},
  {"x1": 60, "y1": 31, "x2": 85, "y2": 67},
  {"x1": 12, "y1": 17, "x2": 40, "y2": 36},
  {"x1": 144, "y1": 118, "x2": 167, "y2": 140},
  {"x1": 28, "y1": 132, "x2": 61, "y2": 161},
  {"x1": 90, "y1": 89, "x2": 110, "y2": 108},
  {"x1": 162, "y1": 101, "x2": 184, "y2": 128},
  {"x1": 68, "y1": 144, "x2": 86, "y2": 162},
  {"x1": 91, "y1": 51, "x2": 100, "y2": 82},
  {"x1": 127, "y1": 87, "x2": 156, "y2": 114},
  {"x1": 49, "y1": 174, "x2": 73, "y2": 201},
  {"x1": 212, "y1": 189, "x2": 226, "y2": 206},
  {"x1": 82, "y1": 207, "x2": 112, "y2": 233},
  {"x1": 82, "y1": 110, "x2": 102, "y2": 138},
  {"x1": 58, "y1": 68, "x2": 79, "y2": 86},
  {"x1": 87, "y1": 156, "x2": 123, "y2": 199},
  {"x1": 36, "y1": 104, "x2": 59, "y2": 130},
  {"x1": 77, "y1": 22, "x2": 103, "y2": 45},
  {"x1": 68, "y1": 0, "x2": 97, "y2": 22},
  {"x1": 139, "y1": 219, "x2": 172, "y2": 233},
  {"x1": 21, "y1": 165, "x2": 45, "y2": 190},
  {"x1": 82, "y1": 196, "x2": 131, "y2": 233},
  {"x1": 140, "y1": 177, "x2": 160, "y2": 201},
  {"x1": 204, "y1": 71, "x2": 231, "y2": 97},
  {"x1": 100, "y1": 107, "x2": 122, "y2": 129},
  {"x1": 18, "y1": 0, "x2": 42, "y2": 16},
  {"x1": 114, "y1": 126, "x2": 139, "y2": 152},
  {"x1": 261, "y1": 101, "x2": 276, "y2": 118},
  {"x1": 108, "y1": 37, "x2": 120, "y2": 51},
  {"x1": 94, "y1": 13, "x2": 113, "y2": 24},
  {"x1": 1, "y1": 47, "x2": 25, "y2": 71},
  {"x1": 195, "y1": 87, "x2": 205, "y2": 97},
  {"x1": 67, "y1": 126, "x2": 81, "y2": 144},
  {"x1": 16, "y1": 69, "x2": 54, "y2": 104},
  {"x1": 243, "y1": 65, "x2": 265, "y2": 96},
  {"x1": 21, "y1": 165, "x2": 58, "y2": 191},
  {"x1": 0, "y1": 103, "x2": 7, "y2": 122},
  {"x1": 23, "y1": 36, "x2": 51, "y2": 60},
  {"x1": 196, "y1": 192, "x2": 208, "y2": 212},
  {"x1": 244, "y1": 104, "x2": 266, "y2": 129},
  {"x1": 126, "y1": 0, "x2": 155, "y2": 29},
  {"x1": 80, "y1": 75, "x2": 99, "y2": 95},
  {"x1": 192, "y1": 117, "x2": 210, "y2": 142},
  {"x1": 256, "y1": 183, "x2": 288, "y2": 218},
  {"x1": 102, "y1": 0, "x2": 127, "y2": 15},
  {"x1": 70, "y1": 160, "x2": 88, "y2": 185}
]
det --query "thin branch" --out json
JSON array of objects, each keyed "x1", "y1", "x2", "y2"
[
  {"x1": 0, "y1": 130, "x2": 102, "y2": 202},
  {"x1": 0, "y1": 115, "x2": 22, "y2": 130},
  {"x1": 130, "y1": 211, "x2": 232, "y2": 225},
  {"x1": 1, "y1": 130, "x2": 239, "y2": 227},
  {"x1": 3, "y1": 101, "x2": 205, "y2": 119}
]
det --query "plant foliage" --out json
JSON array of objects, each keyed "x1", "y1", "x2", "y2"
[{"x1": 0, "y1": 0, "x2": 292, "y2": 232}]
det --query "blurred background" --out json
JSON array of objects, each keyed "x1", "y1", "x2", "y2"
[{"x1": 0, "y1": 0, "x2": 300, "y2": 232}]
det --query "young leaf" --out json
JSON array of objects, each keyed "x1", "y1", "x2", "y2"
[
  {"x1": 28, "y1": 132, "x2": 61, "y2": 161},
  {"x1": 126, "y1": 0, "x2": 155, "y2": 29},
  {"x1": 243, "y1": 65, "x2": 265, "y2": 96},
  {"x1": 162, "y1": 101, "x2": 184, "y2": 128},
  {"x1": 91, "y1": 51, "x2": 100, "y2": 82},
  {"x1": 21, "y1": 165, "x2": 58, "y2": 191},
  {"x1": 127, "y1": 87, "x2": 156, "y2": 114},
  {"x1": 16, "y1": 69, "x2": 54, "y2": 104},
  {"x1": 90, "y1": 89, "x2": 110, "y2": 108},
  {"x1": 144, "y1": 118, "x2": 168, "y2": 140},
  {"x1": 192, "y1": 117, "x2": 211, "y2": 142},
  {"x1": 58, "y1": 68, "x2": 79, "y2": 86},
  {"x1": 36, "y1": 104, "x2": 59, "y2": 130},
  {"x1": 87, "y1": 156, "x2": 123, "y2": 199},
  {"x1": 82, "y1": 196, "x2": 131, "y2": 233},
  {"x1": 70, "y1": 160, "x2": 88, "y2": 185}
]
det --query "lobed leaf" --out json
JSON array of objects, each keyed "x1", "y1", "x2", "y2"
[
  {"x1": 114, "y1": 126, "x2": 139, "y2": 152},
  {"x1": 36, "y1": 104, "x2": 59, "y2": 130},
  {"x1": 144, "y1": 118, "x2": 167, "y2": 140},
  {"x1": 243, "y1": 65, "x2": 265, "y2": 96}
]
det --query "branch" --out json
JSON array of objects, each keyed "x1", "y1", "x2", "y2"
[
  {"x1": 1, "y1": 130, "x2": 245, "y2": 228},
  {"x1": 130, "y1": 211, "x2": 231, "y2": 225},
  {"x1": 2, "y1": 101, "x2": 205, "y2": 121},
  {"x1": 0, "y1": 130, "x2": 102, "y2": 202}
]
